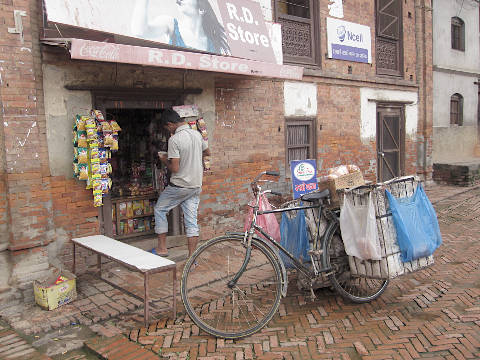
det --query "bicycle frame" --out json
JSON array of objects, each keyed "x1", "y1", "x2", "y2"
[{"x1": 228, "y1": 179, "x2": 337, "y2": 293}]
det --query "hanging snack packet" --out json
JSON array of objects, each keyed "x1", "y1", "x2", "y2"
[
  {"x1": 90, "y1": 147, "x2": 99, "y2": 160},
  {"x1": 199, "y1": 128, "x2": 208, "y2": 141},
  {"x1": 196, "y1": 118, "x2": 207, "y2": 130},
  {"x1": 104, "y1": 133, "x2": 114, "y2": 147},
  {"x1": 77, "y1": 148, "x2": 88, "y2": 164},
  {"x1": 109, "y1": 120, "x2": 122, "y2": 132},
  {"x1": 78, "y1": 164, "x2": 89, "y2": 180},
  {"x1": 77, "y1": 131, "x2": 87, "y2": 147},
  {"x1": 101, "y1": 121, "x2": 112, "y2": 132},
  {"x1": 91, "y1": 163, "x2": 101, "y2": 179},
  {"x1": 98, "y1": 148, "x2": 108, "y2": 163},
  {"x1": 111, "y1": 138, "x2": 119, "y2": 151},
  {"x1": 91, "y1": 109, "x2": 105, "y2": 121},
  {"x1": 101, "y1": 178, "x2": 112, "y2": 193},
  {"x1": 73, "y1": 162, "x2": 79, "y2": 177},
  {"x1": 92, "y1": 179, "x2": 102, "y2": 191},
  {"x1": 77, "y1": 115, "x2": 88, "y2": 131},
  {"x1": 93, "y1": 190, "x2": 103, "y2": 207}
]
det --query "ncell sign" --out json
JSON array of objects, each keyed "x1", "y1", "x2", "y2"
[{"x1": 326, "y1": 17, "x2": 372, "y2": 63}]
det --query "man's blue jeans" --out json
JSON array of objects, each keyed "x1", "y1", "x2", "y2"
[{"x1": 154, "y1": 185, "x2": 201, "y2": 237}]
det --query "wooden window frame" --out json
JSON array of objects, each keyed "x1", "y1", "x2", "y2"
[
  {"x1": 451, "y1": 17, "x2": 465, "y2": 51},
  {"x1": 274, "y1": 0, "x2": 321, "y2": 67},
  {"x1": 450, "y1": 93, "x2": 464, "y2": 126},
  {"x1": 285, "y1": 117, "x2": 317, "y2": 169},
  {"x1": 375, "y1": 0, "x2": 404, "y2": 77}
]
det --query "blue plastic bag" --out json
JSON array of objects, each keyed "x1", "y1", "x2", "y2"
[
  {"x1": 280, "y1": 209, "x2": 309, "y2": 268},
  {"x1": 385, "y1": 184, "x2": 442, "y2": 262}
]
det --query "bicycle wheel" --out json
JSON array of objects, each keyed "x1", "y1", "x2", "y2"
[
  {"x1": 181, "y1": 235, "x2": 283, "y2": 339},
  {"x1": 327, "y1": 228, "x2": 389, "y2": 303}
]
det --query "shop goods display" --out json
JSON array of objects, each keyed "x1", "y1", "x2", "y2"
[
  {"x1": 112, "y1": 197, "x2": 156, "y2": 237},
  {"x1": 72, "y1": 110, "x2": 121, "y2": 207}
]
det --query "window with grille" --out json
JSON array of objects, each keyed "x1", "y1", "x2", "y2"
[
  {"x1": 375, "y1": 0, "x2": 403, "y2": 76},
  {"x1": 285, "y1": 117, "x2": 316, "y2": 165},
  {"x1": 274, "y1": 0, "x2": 320, "y2": 66},
  {"x1": 450, "y1": 93, "x2": 463, "y2": 126},
  {"x1": 451, "y1": 17, "x2": 465, "y2": 51}
]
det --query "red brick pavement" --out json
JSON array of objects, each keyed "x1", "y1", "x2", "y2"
[
  {"x1": 3, "y1": 183, "x2": 480, "y2": 360},
  {"x1": 119, "y1": 185, "x2": 480, "y2": 360}
]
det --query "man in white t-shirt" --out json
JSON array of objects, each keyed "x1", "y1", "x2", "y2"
[{"x1": 151, "y1": 108, "x2": 210, "y2": 257}]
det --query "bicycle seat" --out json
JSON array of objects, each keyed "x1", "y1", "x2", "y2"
[{"x1": 300, "y1": 189, "x2": 330, "y2": 202}]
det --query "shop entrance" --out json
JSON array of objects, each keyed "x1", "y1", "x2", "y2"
[
  {"x1": 104, "y1": 108, "x2": 185, "y2": 240},
  {"x1": 93, "y1": 94, "x2": 186, "y2": 241}
]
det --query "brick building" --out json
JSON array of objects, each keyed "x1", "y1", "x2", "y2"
[{"x1": 0, "y1": 0, "x2": 432, "y2": 307}]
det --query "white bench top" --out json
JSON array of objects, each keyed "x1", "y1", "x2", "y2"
[{"x1": 72, "y1": 235, "x2": 175, "y2": 272}]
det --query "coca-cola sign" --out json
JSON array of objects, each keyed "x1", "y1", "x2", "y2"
[
  {"x1": 70, "y1": 39, "x2": 303, "y2": 80},
  {"x1": 79, "y1": 43, "x2": 120, "y2": 62}
]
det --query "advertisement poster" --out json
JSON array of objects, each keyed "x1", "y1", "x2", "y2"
[
  {"x1": 290, "y1": 159, "x2": 317, "y2": 199},
  {"x1": 327, "y1": 17, "x2": 372, "y2": 63},
  {"x1": 44, "y1": 0, "x2": 277, "y2": 64}
]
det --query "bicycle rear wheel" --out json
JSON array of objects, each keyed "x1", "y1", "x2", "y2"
[
  {"x1": 181, "y1": 235, "x2": 283, "y2": 339},
  {"x1": 327, "y1": 228, "x2": 389, "y2": 303}
]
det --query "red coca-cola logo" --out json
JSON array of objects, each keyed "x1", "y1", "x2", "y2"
[{"x1": 79, "y1": 43, "x2": 120, "y2": 61}]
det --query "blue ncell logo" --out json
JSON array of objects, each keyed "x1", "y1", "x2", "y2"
[{"x1": 337, "y1": 25, "x2": 364, "y2": 43}]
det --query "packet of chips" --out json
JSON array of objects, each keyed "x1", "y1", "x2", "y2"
[
  {"x1": 77, "y1": 131, "x2": 87, "y2": 147},
  {"x1": 93, "y1": 190, "x2": 103, "y2": 207},
  {"x1": 188, "y1": 121, "x2": 198, "y2": 131},
  {"x1": 79, "y1": 164, "x2": 88, "y2": 180},
  {"x1": 91, "y1": 109, "x2": 105, "y2": 121},
  {"x1": 76, "y1": 116, "x2": 86, "y2": 131},
  {"x1": 77, "y1": 148, "x2": 88, "y2": 164},
  {"x1": 110, "y1": 120, "x2": 122, "y2": 132}
]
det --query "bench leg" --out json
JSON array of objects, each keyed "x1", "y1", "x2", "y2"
[
  {"x1": 97, "y1": 254, "x2": 101, "y2": 276},
  {"x1": 172, "y1": 267, "x2": 176, "y2": 320},
  {"x1": 72, "y1": 243, "x2": 76, "y2": 274},
  {"x1": 144, "y1": 272, "x2": 149, "y2": 327}
]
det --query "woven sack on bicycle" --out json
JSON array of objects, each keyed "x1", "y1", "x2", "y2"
[{"x1": 345, "y1": 177, "x2": 435, "y2": 280}]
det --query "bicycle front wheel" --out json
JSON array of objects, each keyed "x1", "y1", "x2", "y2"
[
  {"x1": 181, "y1": 235, "x2": 283, "y2": 339},
  {"x1": 327, "y1": 228, "x2": 389, "y2": 303}
]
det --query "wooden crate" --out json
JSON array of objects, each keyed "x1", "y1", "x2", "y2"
[
  {"x1": 318, "y1": 171, "x2": 365, "y2": 206},
  {"x1": 346, "y1": 176, "x2": 435, "y2": 279}
]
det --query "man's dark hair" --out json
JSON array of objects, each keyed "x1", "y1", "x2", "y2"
[{"x1": 161, "y1": 108, "x2": 182, "y2": 125}]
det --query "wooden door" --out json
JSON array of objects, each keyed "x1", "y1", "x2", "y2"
[{"x1": 377, "y1": 106, "x2": 405, "y2": 182}]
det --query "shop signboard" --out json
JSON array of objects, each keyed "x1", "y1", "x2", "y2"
[
  {"x1": 70, "y1": 39, "x2": 303, "y2": 80},
  {"x1": 290, "y1": 159, "x2": 318, "y2": 199},
  {"x1": 326, "y1": 17, "x2": 371, "y2": 63},
  {"x1": 44, "y1": 0, "x2": 278, "y2": 64}
]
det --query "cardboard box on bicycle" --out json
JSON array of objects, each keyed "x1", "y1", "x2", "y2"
[
  {"x1": 318, "y1": 170, "x2": 365, "y2": 206},
  {"x1": 34, "y1": 268, "x2": 77, "y2": 310}
]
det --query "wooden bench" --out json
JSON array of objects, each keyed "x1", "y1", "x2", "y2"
[{"x1": 71, "y1": 235, "x2": 176, "y2": 326}]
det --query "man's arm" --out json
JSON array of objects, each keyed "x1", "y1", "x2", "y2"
[{"x1": 160, "y1": 155, "x2": 180, "y2": 173}]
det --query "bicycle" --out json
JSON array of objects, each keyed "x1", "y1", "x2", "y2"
[{"x1": 181, "y1": 170, "x2": 389, "y2": 339}]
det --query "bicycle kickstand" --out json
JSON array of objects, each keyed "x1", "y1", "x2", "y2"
[{"x1": 309, "y1": 280, "x2": 316, "y2": 302}]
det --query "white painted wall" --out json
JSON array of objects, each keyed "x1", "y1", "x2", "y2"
[
  {"x1": 433, "y1": 71, "x2": 478, "y2": 127},
  {"x1": 359, "y1": 88, "x2": 418, "y2": 143},
  {"x1": 433, "y1": 0, "x2": 479, "y2": 72},
  {"x1": 284, "y1": 82, "x2": 317, "y2": 117}
]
